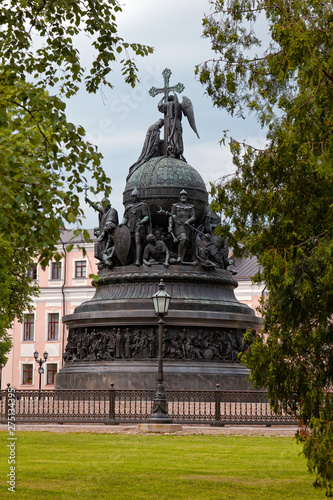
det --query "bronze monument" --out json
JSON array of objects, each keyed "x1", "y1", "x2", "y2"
[{"x1": 57, "y1": 69, "x2": 261, "y2": 391}]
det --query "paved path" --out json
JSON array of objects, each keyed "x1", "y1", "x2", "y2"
[{"x1": 0, "y1": 423, "x2": 299, "y2": 436}]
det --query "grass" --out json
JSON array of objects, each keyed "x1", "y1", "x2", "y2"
[{"x1": 0, "y1": 430, "x2": 324, "y2": 499}]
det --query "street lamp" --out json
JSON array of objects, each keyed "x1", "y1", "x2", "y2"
[
  {"x1": 33, "y1": 351, "x2": 48, "y2": 390},
  {"x1": 150, "y1": 279, "x2": 172, "y2": 423}
]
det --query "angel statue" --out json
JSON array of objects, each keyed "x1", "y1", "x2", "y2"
[
  {"x1": 147, "y1": 69, "x2": 199, "y2": 160},
  {"x1": 158, "y1": 93, "x2": 199, "y2": 160},
  {"x1": 127, "y1": 70, "x2": 200, "y2": 181}
]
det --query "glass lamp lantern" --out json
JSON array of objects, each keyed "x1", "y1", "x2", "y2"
[{"x1": 152, "y1": 280, "x2": 171, "y2": 316}]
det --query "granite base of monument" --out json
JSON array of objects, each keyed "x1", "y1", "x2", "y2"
[{"x1": 55, "y1": 360, "x2": 253, "y2": 391}]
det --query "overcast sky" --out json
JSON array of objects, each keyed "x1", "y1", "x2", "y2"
[{"x1": 65, "y1": 0, "x2": 266, "y2": 228}]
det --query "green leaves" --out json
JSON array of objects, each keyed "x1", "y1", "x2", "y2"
[
  {"x1": 202, "y1": 1, "x2": 333, "y2": 494},
  {"x1": 298, "y1": 397, "x2": 333, "y2": 496},
  {"x1": 0, "y1": 1, "x2": 153, "y2": 98},
  {"x1": 0, "y1": 1, "x2": 153, "y2": 357},
  {"x1": 198, "y1": 0, "x2": 332, "y2": 124},
  {"x1": 0, "y1": 236, "x2": 39, "y2": 365}
]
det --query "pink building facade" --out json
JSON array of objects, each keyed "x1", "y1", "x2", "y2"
[
  {"x1": 2, "y1": 230, "x2": 97, "y2": 390},
  {"x1": 230, "y1": 256, "x2": 265, "y2": 316}
]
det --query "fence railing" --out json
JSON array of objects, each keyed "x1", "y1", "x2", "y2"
[{"x1": 0, "y1": 385, "x2": 297, "y2": 425}]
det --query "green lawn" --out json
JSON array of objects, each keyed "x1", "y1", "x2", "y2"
[{"x1": 0, "y1": 431, "x2": 323, "y2": 499}]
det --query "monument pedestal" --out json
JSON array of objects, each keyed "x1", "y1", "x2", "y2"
[{"x1": 56, "y1": 263, "x2": 261, "y2": 391}]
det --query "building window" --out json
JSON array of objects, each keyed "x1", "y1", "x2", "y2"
[
  {"x1": 47, "y1": 313, "x2": 59, "y2": 341},
  {"x1": 23, "y1": 314, "x2": 34, "y2": 341},
  {"x1": 51, "y1": 261, "x2": 62, "y2": 280},
  {"x1": 75, "y1": 260, "x2": 87, "y2": 278},
  {"x1": 27, "y1": 264, "x2": 38, "y2": 280},
  {"x1": 22, "y1": 364, "x2": 33, "y2": 385},
  {"x1": 46, "y1": 364, "x2": 58, "y2": 385}
]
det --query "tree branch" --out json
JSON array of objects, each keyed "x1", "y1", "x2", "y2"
[{"x1": 322, "y1": 67, "x2": 333, "y2": 84}]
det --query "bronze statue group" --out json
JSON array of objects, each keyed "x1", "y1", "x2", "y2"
[{"x1": 86, "y1": 187, "x2": 233, "y2": 272}]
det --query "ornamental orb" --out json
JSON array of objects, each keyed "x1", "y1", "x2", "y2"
[{"x1": 123, "y1": 156, "x2": 208, "y2": 228}]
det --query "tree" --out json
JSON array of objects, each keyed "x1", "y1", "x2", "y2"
[
  {"x1": 0, "y1": 0, "x2": 152, "y2": 361},
  {"x1": 0, "y1": 238, "x2": 39, "y2": 365},
  {"x1": 197, "y1": 0, "x2": 333, "y2": 494}
]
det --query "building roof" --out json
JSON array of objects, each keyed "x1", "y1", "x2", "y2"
[
  {"x1": 60, "y1": 229, "x2": 96, "y2": 245},
  {"x1": 229, "y1": 255, "x2": 261, "y2": 280}
]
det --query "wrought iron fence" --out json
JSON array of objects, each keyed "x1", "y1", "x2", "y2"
[{"x1": 0, "y1": 385, "x2": 297, "y2": 425}]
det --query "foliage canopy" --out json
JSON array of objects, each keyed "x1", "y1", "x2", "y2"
[
  {"x1": 197, "y1": 0, "x2": 333, "y2": 494},
  {"x1": 0, "y1": 0, "x2": 152, "y2": 362}
]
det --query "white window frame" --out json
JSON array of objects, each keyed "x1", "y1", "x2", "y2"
[
  {"x1": 20, "y1": 362, "x2": 34, "y2": 386},
  {"x1": 27, "y1": 262, "x2": 38, "y2": 281},
  {"x1": 45, "y1": 362, "x2": 58, "y2": 386},
  {"x1": 50, "y1": 261, "x2": 62, "y2": 281},
  {"x1": 22, "y1": 312, "x2": 36, "y2": 342},
  {"x1": 46, "y1": 312, "x2": 60, "y2": 342},
  {"x1": 73, "y1": 259, "x2": 88, "y2": 279}
]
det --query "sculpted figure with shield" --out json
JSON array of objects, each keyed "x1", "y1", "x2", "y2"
[{"x1": 119, "y1": 188, "x2": 152, "y2": 266}]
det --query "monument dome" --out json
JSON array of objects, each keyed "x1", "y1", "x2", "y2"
[{"x1": 123, "y1": 156, "x2": 208, "y2": 227}]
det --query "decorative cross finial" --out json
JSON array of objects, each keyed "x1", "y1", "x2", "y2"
[
  {"x1": 149, "y1": 69, "x2": 185, "y2": 156},
  {"x1": 149, "y1": 68, "x2": 185, "y2": 103}
]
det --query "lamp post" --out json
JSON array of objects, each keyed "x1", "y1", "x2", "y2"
[
  {"x1": 33, "y1": 351, "x2": 48, "y2": 390},
  {"x1": 149, "y1": 279, "x2": 172, "y2": 423}
]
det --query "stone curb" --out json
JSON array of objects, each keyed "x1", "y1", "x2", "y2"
[{"x1": 0, "y1": 423, "x2": 298, "y2": 436}]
